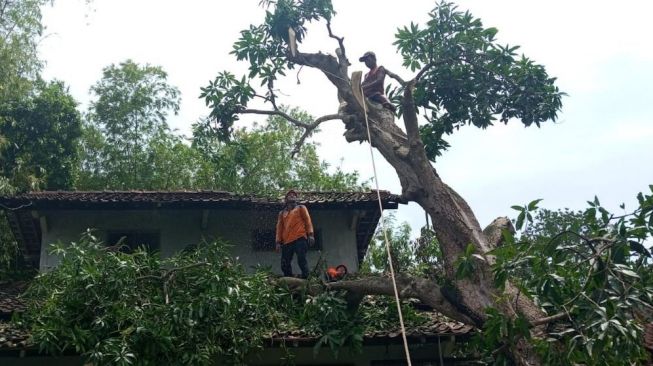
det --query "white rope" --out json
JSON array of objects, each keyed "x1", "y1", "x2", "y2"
[{"x1": 360, "y1": 86, "x2": 412, "y2": 366}]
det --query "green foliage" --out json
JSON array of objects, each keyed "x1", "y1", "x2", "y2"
[
  {"x1": 0, "y1": 80, "x2": 82, "y2": 190},
  {"x1": 473, "y1": 309, "x2": 532, "y2": 365},
  {"x1": 83, "y1": 59, "x2": 181, "y2": 189},
  {"x1": 21, "y1": 233, "x2": 288, "y2": 365},
  {"x1": 202, "y1": 0, "x2": 336, "y2": 141},
  {"x1": 81, "y1": 76, "x2": 364, "y2": 192},
  {"x1": 510, "y1": 198, "x2": 542, "y2": 231},
  {"x1": 358, "y1": 296, "x2": 428, "y2": 333},
  {"x1": 488, "y1": 188, "x2": 653, "y2": 365},
  {"x1": 19, "y1": 232, "x2": 433, "y2": 364},
  {"x1": 298, "y1": 291, "x2": 363, "y2": 357},
  {"x1": 200, "y1": 72, "x2": 254, "y2": 141},
  {"x1": 393, "y1": 2, "x2": 564, "y2": 159},
  {"x1": 0, "y1": 0, "x2": 61, "y2": 278},
  {"x1": 191, "y1": 107, "x2": 366, "y2": 195},
  {"x1": 361, "y1": 214, "x2": 442, "y2": 278},
  {"x1": 454, "y1": 243, "x2": 481, "y2": 280},
  {"x1": 0, "y1": 0, "x2": 50, "y2": 103}
]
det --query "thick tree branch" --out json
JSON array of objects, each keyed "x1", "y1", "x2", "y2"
[
  {"x1": 401, "y1": 82, "x2": 423, "y2": 148},
  {"x1": 414, "y1": 62, "x2": 436, "y2": 84},
  {"x1": 483, "y1": 217, "x2": 514, "y2": 249},
  {"x1": 288, "y1": 51, "x2": 352, "y2": 101},
  {"x1": 276, "y1": 274, "x2": 476, "y2": 325}
]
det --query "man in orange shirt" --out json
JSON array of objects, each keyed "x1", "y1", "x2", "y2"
[{"x1": 275, "y1": 190, "x2": 315, "y2": 279}]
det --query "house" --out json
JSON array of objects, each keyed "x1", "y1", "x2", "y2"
[
  {"x1": 2, "y1": 190, "x2": 401, "y2": 274},
  {"x1": 0, "y1": 190, "x2": 475, "y2": 365}
]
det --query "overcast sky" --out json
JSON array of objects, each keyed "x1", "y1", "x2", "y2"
[{"x1": 39, "y1": 0, "x2": 653, "y2": 234}]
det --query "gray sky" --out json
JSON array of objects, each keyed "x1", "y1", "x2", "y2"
[{"x1": 39, "y1": 0, "x2": 653, "y2": 233}]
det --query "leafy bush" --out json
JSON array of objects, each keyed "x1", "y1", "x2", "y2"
[
  {"x1": 20, "y1": 232, "x2": 289, "y2": 365},
  {"x1": 484, "y1": 189, "x2": 653, "y2": 365}
]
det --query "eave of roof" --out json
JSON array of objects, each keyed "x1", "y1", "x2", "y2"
[{"x1": 0, "y1": 190, "x2": 403, "y2": 210}]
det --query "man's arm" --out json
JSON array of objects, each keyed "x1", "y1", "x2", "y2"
[{"x1": 300, "y1": 206, "x2": 315, "y2": 245}]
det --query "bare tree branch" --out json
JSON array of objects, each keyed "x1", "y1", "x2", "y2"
[
  {"x1": 238, "y1": 108, "x2": 343, "y2": 156},
  {"x1": 412, "y1": 59, "x2": 457, "y2": 84},
  {"x1": 240, "y1": 109, "x2": 311, "y2": 128},
  {"x1": 267, "y1": 79, "x2": 278, "y2": 111},
  {"x1": 326, "y1": 20, "x2": 349, "y2": 70},
  {"x1": 290, "y1": 113, "x2": 344, "y2": 157},
  {"x1": 530, "y1": 312, "x2": 567, "y2": 327}
]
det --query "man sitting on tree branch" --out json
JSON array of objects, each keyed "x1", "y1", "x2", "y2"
[{"x1": 359, "y1": 51, "x2": 397, "y2": 112}]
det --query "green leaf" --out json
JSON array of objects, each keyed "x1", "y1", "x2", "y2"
[
  {"x1": 527, "y1": 199, "x2": 542, "y2": 211},
  {"x1": 628, "y1": 240, "x2": 650, "y2": 257},
  {"x1": 614, "y1": 267, "x2": 639, "y2": 278},
  {"x1": 516, "y1": 211, "x2": 526, "y2": 230}
]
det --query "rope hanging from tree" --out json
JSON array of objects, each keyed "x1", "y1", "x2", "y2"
[{"x1": 355, "y1": 71, "x2": 413, "y2": 365}]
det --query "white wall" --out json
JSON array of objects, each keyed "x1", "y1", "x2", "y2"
[{"x1": 38, "y1": 207, "x2": 364, "y2": 275}]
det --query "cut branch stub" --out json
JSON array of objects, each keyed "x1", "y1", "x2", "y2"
[
  {"x1": 350, "y1": 71, "x2": 365, "y2": 111},
  {"x1": 288, "y1": 27, "x2": 297, "y2": 57}
]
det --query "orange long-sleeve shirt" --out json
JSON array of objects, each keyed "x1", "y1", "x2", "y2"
[{"x1": 275, "y1": 205, "x2": 314, "y2": 245}]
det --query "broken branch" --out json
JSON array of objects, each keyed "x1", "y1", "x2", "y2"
[{"x1": 276, "y1": 274, "x2": 476, "y2": 325}]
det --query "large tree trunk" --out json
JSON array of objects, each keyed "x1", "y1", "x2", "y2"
[{"x1": 289, "y1": 50, "x2": 545, "y2": 365}]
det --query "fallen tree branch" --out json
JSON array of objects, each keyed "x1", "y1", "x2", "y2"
[{"x1": 275, "y1": 274, "x2": 476, "y2": 325}]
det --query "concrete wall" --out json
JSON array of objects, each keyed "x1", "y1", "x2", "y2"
[{"x1": 38, "y1": 207, "x2": 363, "y2": 275}]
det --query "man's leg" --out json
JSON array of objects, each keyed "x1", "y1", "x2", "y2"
[
  {"x1": 295, "y1": 238, "x2": 309, "y2": 279},
  {"x1": 281, "y1": 243, "x2": 294, "y2": 277}
]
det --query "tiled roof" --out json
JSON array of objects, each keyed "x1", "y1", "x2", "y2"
[
  {"x1": 269, "y1": 310, "x2": 473, "y2": 345},
  {"x1": 0, "y1": 282, "x2": 29, "y2": 351},
  {"x1": 0, "y1": 282, "x2": 26, "y2": 318},
  {"x1": 0, "y1": 190, "x2": 403, "y2": 210},
  {"x1": 0, "y1": 321, "x2": 29, "y2": 350}
]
